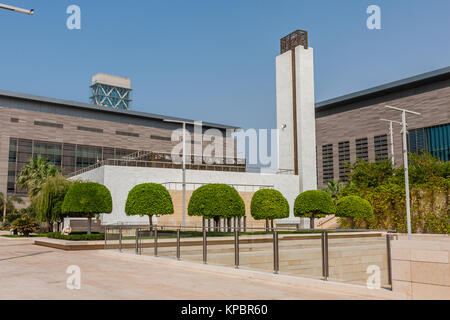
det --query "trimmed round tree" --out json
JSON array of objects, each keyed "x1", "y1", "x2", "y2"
[
  {"x1": 294, "y1": 190, "x2": 335, "y2": 230},
  {"x1": 62, "y1": 182, "x2": 112, "y2": 234},
  {"x1": 335, "y1": 196, "x2": 373, "y2": 229},
  {"x1": 251, "y1": 189, "x2": 289, "y2": 231},
  {"x1": 188, "y1": 184, "x2": 245, "y2": 230},
  {"x1": 125, "y1": 183, "x2": 174, "y2": 227}
]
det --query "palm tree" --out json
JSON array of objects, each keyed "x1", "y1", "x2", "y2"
[
  {"x1": 323, "y1": 180, "x2": 343, "y2": 201},
  {"x1": 16, "y1": 155, "x2": 59, "y2": 200},
  {"x1": 1, "y1": 192, "x2": 24, "y2": 225}
]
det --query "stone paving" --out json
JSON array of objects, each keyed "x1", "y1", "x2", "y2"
[{"x1": 0, "y1": 237, "x2": 392, "y2": 300}]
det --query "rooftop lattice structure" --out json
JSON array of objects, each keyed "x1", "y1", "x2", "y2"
[{"x1": 90, "y1": 73, "x2": 132, "y2": 110}]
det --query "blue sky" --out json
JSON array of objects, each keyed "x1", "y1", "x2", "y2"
[{"x1": 0, "y1": 0, "x2": 449, "y2": 130}]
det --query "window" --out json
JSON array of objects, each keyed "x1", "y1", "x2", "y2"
[
  {"x1": 10, "y1": 118, "x2": 19, "y2": 123},
  {"x1": 322, "y1": 144, "x2": 334, "y2": 183},
  {"x1": 62, "y1": 143, "x2": 76, "y2": 175},
  {"x1": 116, "y1": 131, "x2": 139, "y2": 137},
  {"x1": 374, "y1": 134, "x2": 389, "y2": 161},
  {"x1": 409, "y1": 123, "x2": 449, "y2": 162},
  {"x1": 338, "y1": 141, "x2": 350, "y2": 182},
  {"x1": 355, "y1": 138, "x2": 369, "y2": 161},
  {"x1": 33, "y1": 141, "x2": 62, "y2": 168},
  {"x1": 77, "y1": 126, "x2": 103, "y2": 133},
  {"x1": 151, "y1": 135, "x2": 172, "y2": 142},
  {"x1": 76, "y1": 145, "x2": 102, "y2": 170},
  {"x1": 34, "y1": 121, "x2": 63, "y2": 129}
]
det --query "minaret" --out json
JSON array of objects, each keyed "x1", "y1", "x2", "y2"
[{"x1": 276, "y1": 30, "x2": 318, "y2": 192}]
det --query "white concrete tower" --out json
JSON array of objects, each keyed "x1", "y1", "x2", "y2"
[{"x1": 276, "y1": 30, "x2": 318, "y2": 192}]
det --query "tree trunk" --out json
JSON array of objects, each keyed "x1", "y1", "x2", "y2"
[
  {"x1": 149, "y1": 215, "x2": 153, "y2": 228},
  {"x1": 87, "y1": 216, "x2": 92, "y2": 235},
  {"x1": 214, "y1": 217, "x2": 219, "y2": 232},
  {"x1": 2, "y1": 202, "x2": 6, "y2": 225},
  {"x1": 271, "y1": 219, "x2": 274, "y2": 231},
  {"x1": 265, "y1": 218, "x2": 269, "y2": 233},
  {"x1": 351, "y1": 219, "x2": 355, "y2": 230},
  {"x1": 310, "y1": 214, "x2": 315, "y2": 230}
]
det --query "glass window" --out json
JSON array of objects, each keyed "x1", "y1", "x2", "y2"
[
  {"x1": 374, "y1": 135, "x2": 389, "y2": 161},
  {"x1": 338, "y1": 141, "x2": 350, "y2": 182},
  {"x1": 322, "y1": 144, "x2": 334, "y2": 183}
]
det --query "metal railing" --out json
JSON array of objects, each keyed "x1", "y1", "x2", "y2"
[
  {"x1": 105, "y1": 224, "x2": 397, "y2": 287},
  {"x1": 162, "y1": 182, "x2": 274, "y2": 193}
]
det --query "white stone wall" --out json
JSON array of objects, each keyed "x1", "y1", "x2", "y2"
[
  {"x1": 295, "y1": 46, "x2": 317, "y2": 191},
  {"x1": 275, "y1": 46, "x2": 318, "y2": 192},
  {"x1": 72, "y1": 166, "x2": 303, "y2": 226},
  {"x1": 276, "y1": 50, "x2": 295, "y2": 173}
]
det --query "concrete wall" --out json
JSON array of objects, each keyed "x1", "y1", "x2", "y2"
[
  {"x1": 391, "y1": 235, "x2": 450, "y2": 299},
  {"x1": 72, "y1": 165, "x2": 303, "y2": 227}
]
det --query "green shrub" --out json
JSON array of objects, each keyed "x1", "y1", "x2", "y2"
[
  {"x1": 62, "y1": 182, "x2": 112, "y2": 234},
  {"x1": 251, "y1": 189, "x2": 289, "y2": 229},
  {"x1": 294, "y1": 190, "x2": 335, "y2": 229},
  {"x1": 46, "y1": 232, "x2": 104, "y2": 241},
  {"x1": 336, "y1": 196, "x2": 373, "y2": 229},
  {"x1": 125, "y1": 183, "x2": 174, "y2": 226},
  {"x1": 11, "y1": 217, "x2": 39, "y2": 237},
  {"x1": 188, "y1": 184, "x2": 245, "y2": 220}
]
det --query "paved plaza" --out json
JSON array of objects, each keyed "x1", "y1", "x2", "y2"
[{"x1": 0, "y1": 237, "x2": 394, "y2": 300}]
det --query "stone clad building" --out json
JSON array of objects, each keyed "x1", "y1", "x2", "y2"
[
  {"x1": 315, "y1": 67, "x2": 449, "y2": 186},
  {"x1": 0, "y1": 89, "x2": 243, "y2": 197}
]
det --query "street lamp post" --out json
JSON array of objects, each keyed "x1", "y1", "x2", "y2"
[
  {"x1": 164, "y1": 119, "x2": 193, "y2": 230},
  {"x1": 380, "y1": 119, "x2": 402, "y2": 166},
  {"x1": 385, "y1": 106, "x2": 421, "y2": 240},
  {"x1": 0, "y1": 3, "x2": 34, "y2": 15}
]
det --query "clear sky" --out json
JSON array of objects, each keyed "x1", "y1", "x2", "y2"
[{"x1": 1, "y1": 0, "x2": 449, "y2": 130}]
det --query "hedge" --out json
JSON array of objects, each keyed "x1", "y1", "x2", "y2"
[
  {"x1": 335, "y1": 196, "x2": 373, "y2": 219},
  {"x1": 125, "y1": 183, "x2": 174, "y2": 225},
  {"x1": 250, "y1": 189, "x2": 289, "y2": 221},
  {"x1": 188, "y1": 184, "x2": 245, "y2": 219},
  {"x1": 46, "y1": 232, "x2": 104, "y2": 241}
]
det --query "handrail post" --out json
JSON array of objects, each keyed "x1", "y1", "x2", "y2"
[
  {"x1": 273, "y1": 230, "x2": 279, "y2": 274},
  {"x1": 119, "y1": 226, "x2": 123, "y2": 252},
  {"x1": 387, "y1": 234, "x2": 393, "y2": 286},
  {"x1": 234, "y1": 229, "x2": 239, "y2": 269},
  {"x1": 135, "y1": 228, "x2": 139, "y2": 255},
  {"x1": 104, "y1": 226, "x2": 108, "y2": 250},
  {"x1": 203, "y1": 228, "x2": 207, "y2": 264},
  {"x1": 321, "y1": 232, "x2": 329, "y2": 280},
  {"x1": 154, "y1": 228, "x2": 158, "y2": 257},
  {"x1": 177, "y1": 228, "x2": 181, "y2": 260}
]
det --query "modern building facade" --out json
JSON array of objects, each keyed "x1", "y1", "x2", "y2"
[
  {"x1": 0, "y1": 89, "x2": 243, "y2": 197},
  {"x1": 315, "y1": 67, "x2": 449, "y2": 186}
]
